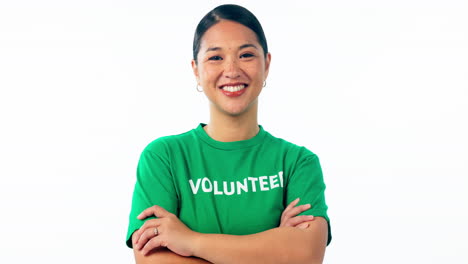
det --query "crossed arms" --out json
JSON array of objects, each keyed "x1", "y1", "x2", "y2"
[{"x1": 131, "y1": 199, "x2": 328, "y2": 264}]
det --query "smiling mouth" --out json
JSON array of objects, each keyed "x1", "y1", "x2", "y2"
[{"x1": 219, "y1": 84, "x2": 248, "y2": 92}]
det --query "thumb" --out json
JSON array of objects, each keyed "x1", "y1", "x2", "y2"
[
  {"x1": 296, "y1": 222, "x2": 310, "y2": 230},
  {"x1": 137, "y1": 205, "x2": 170, "y2": 220}
]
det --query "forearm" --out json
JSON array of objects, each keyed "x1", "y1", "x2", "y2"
[
  {"x1": 134, "y1": 248, "x2": 212, "y2": 264},
  {"x1": 193, "y1": 218, "x2": 327, "y2": 264},
  {"x1": 133, "y1": 231, "x2": 211, "y2": 264}
]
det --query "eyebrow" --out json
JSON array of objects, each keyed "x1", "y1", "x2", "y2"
[{"x1": 204, "y1": 43, "x2": 258, "y2": 53}]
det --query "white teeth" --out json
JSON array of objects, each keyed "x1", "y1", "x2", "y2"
[{"x1": 222, "y1": 85, "x2": 246, "y2": 92}]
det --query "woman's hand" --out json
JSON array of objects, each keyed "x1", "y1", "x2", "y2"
[
  {"x1": 133, "y1": 205, "x2": 200, "y2": 257},
  {"x1": 280, "y1": 198, "x2": 315, "y2": 229},
  {"x1": 133, "y1": 199, "x2": 313, "y2": 256}
]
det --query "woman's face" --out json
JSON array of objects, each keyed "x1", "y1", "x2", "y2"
[{"x1": 192, "y1": 20, "x2": 271, "y2": 117}]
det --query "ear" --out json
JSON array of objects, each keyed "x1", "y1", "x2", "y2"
[
  {"x1": 264, "y1": 52, "x2": 271, "y2": 80},
  {"x1": 191, "y1": 59, "x2": 200, "y2": 83}
]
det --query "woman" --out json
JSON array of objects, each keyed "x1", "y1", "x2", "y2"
[{"x1": 126, "y1": 4, "x2": 331, "y2": 263}]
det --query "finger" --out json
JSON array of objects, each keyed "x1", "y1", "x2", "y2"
[
  {"x1": 138, "y1": 219, "x2": 161, "y2": 233},
  {"x1": 133, "y1": 230, "x2": 142, "y2": 246},
  {"x1": 137, "y1": 205, "x2": 171, "y2": 220},
  {"x1": 281, "y1": 198, "x2": 300, "y2": 222},
  {"x1": 284, "y1": 215, "x2": 314, "y2": 227},
  {"x1": 281, "y1": 215, "x2": 314, "y2": 227},
  {"x1": 141, "y1": 236, "x2": 164, "y2": 256},
  {"x1": 135, "y1": 225, "x2": 160, "y2": 250},
  {"x1": 135, "y1": 227, "x2": 153, "y2": 250},
  {"x1": 283, "y1": 203, "x2": 311, "y2": 220},
  {"x1": 284, "y1": 198, "x2": 300, "y2": 212},
  {"x1": 134, "y1": 219, "x2": 161, "y2": 245},
  {"x1": 296, "y1": 222, "x2": 310, "y2": 229}
]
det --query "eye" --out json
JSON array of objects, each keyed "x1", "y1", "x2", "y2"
[
  {"x1": 240, "y1": 53, "x2": 254, "y2": 59},
  {"x1": 208, "y1": 56, "x2": 223, "y2": 61}
]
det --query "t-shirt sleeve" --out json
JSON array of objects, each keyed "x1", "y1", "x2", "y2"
[
  {"x1": 125, "y1": 142, "x2": 179, "y2": 248},
  {"x1": 285, "y1": 149, "x2": 332, "y2": 245}
]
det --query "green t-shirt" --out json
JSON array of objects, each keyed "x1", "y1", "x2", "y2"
[{"x1": 126, "y1": 124, "x2": 331, "y2": 247}]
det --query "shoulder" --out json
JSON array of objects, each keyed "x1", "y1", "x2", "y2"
[
  {"x1": 264, "y1": 129, "x2": 319, "y2": 161},
  {"x1": 143, "y1": 127, "x2": 197, "y2": 155}
]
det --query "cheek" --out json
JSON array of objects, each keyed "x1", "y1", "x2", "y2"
[
  {"x1": 245, "y1": 63, "x2": 265, "y2": 80},
  {"x1": 200, "y1": 67, "x2": 219, "y2": 82}
]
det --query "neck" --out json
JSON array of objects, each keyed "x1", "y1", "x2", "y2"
[{"x1": 204, "y1": 104, "x2": 259, "y2": 142}]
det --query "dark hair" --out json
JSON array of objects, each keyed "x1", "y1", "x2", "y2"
[{"x1": 193, "y1": 4, "x2": 268, "y2": 63}]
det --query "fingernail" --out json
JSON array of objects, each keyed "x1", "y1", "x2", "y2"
[
  {"x1": 307, "y1": 215, "x2": 315, "y2": 219},
  {"x1": 305, "y1": 204, "x2": 311, "y2": 208}
]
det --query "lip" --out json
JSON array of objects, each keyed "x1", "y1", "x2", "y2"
[
  {"x1": 219, "y1": 82, "x2": 248, "y2": 97},
  {"x1": 221, "y1": 87, "x2": 246, "y2": 97},
  {"x1": 218, "y1": 82, "x2": 248, "y2": 89}
]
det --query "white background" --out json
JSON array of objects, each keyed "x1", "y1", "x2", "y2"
[{"x1": 1, "y1": 0, "x2": 467, "y2": 263}]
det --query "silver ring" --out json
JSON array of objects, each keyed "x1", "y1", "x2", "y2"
[{"x1": 153, "y1": 227, "x2": 159, "y2": 236}]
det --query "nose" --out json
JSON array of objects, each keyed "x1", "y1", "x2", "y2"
[{"x1": 224, "y1": 59, "x2": 241, "y2": 79}]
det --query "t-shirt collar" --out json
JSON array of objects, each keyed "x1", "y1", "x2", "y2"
[{"x1": 194, "y1": 123, "x2": 267, "y2": 150}]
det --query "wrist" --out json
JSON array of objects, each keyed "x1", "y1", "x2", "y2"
[{"x1": 190, "y1": 231, "x2": 206, "y2": 258}]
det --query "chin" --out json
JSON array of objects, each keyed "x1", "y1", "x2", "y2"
[
  {"x1": 212, "y1": 99, "x2": 258, "y2": 117},
  {"x1": 221, "y1": 108, "x2": 245, "y2": 117},
  {"x1": 221, "y1": 104, "x2": 254, "y2": 117}
]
